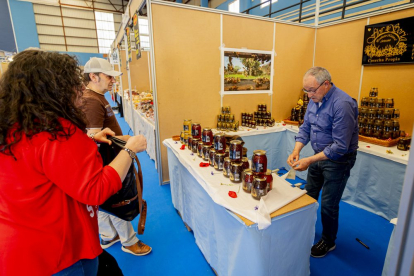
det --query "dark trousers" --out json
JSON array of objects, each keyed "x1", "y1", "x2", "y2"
[{"x1": 305, "y1": 151, "x2": 357, "y2": 246}]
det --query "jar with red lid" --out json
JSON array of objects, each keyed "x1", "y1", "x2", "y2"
[
  {"x1": 264, "y1": 169, "x2": 273, "y2": 192},
  {"x1": 242, "y1": 169, "x2": 254, "y2": 193},
  {"x1": 197, "y1": 141, "x2": 204, "y2": 157},
  {"x1": 208, "y1": 148, "x2": 216, "y2": 167},
  {"x1": 187, "y1": 135, "x2": 193, "y2": 150},
  {"x1": 192, "y1": 123, "x2": 202, "y2": 139},
  {"x1": 223, "y1": 157, "x2": 231, "y2": 177},
  {"x1": 252, "y1": 150, "x2": 267, "y2": 174},
  {"x1": 251, "y1": 178, "x2": 268, "y2": 200},
  {"x1": 229, "y1": 140, "x2": 243, "y2": 162},
  {"x1": 229, "y1": 162, "x2": 243, "y2": 183},
  {"x1": 192, "y1": 138, "x2": 200, "y2": 153},
  {"x1": 214, "y1": 152, "x2": 225, "y2": 171},
  {"x1": 202, "y1": 145, "x2": 211, "y2": 161},
  {"x1": 241, "y1": 157, "x2": 249, "y2": 170},
  {"x1": 214, "y1": 133, "x2": 226, "y2": 153}
]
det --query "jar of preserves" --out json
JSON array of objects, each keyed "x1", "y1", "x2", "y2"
[
  {"x1": 368, "y1": 108, "x2": 377, "y2": 119},
  {"x1": 366, "y1": 119, "x2": 375, "y2": 137},
  {"x1": 251, "y1": 177, "x2": 268, "y2": 200},
  {"x1": 358, "y1": 117, "x2": 367, "y2": 129},
  {"x1": 223, "y1": 157, "x2": 231, "y2": 177},
  {"x1": 369, "y1": 97, "x2": 377, "y2": 108},
  {"x1": 217, "y1": 114, "x2": 222, "y2": 122},
  {"x1": 359, "y1": 126, "x2": 366, "y2": 136},
  {"x1": 264, "y1": 169, "x2": 273, "y2": 192},
  {"x1": 369, "y1": 88, "x2": 378, "y2": 97},
  {"x1": 397, "y1": 138, "x2": 410, "y2": 151},
  {"x1": 252, "y1": 150, "x2": 267, "y2": 174},
  {"x1": 224, "y1": 147, "x2": 230, "y2": 158},
  {"x1": 214, "y1": 132, "x2": 226, "y2": 153},
  {"x1": 385, "y1": 98, "x2": 394, "y2": 108},
  {"x1": 183, "y1": 119, "x2": 192, "y2": 133},
  {"x1": 361, "y1": 97, "x2": 369, "y2": 107},
  {"x1": 360, "y1": 108, "x2": 368, "y2": 118},
  {"x1": 382, "y1": 131, "x2": 392, "y2": 140},
  {"x1": 187, "y1": 135, "x2": 193, "y2": 150},
  {"x1": 192, "y1": 123, "x2": 201, "y2": 139},
  {"x1": 242, "y1": 169, "x2": 254, "y2": 193},
  {"x1": 263, "y1": 104, "x2": 267, "y2": 112},
  {"x1": 241, "y1": 157, "x2": 249, "y2": 170},
  {"x1": 197, "y1": 141, "x2": 204, "y2": 157},
  {"x1": 180, "y1": 131, "x2": 185, "y2": 144},
  {"x1": 393, "y1": 120, "x2": 400, "y2": 132},
  {"x1": 192, "y1": 138, "x2": 200, "y2": 153},
  {"x1": 183, "y1": 133, "x2": 189, "y2": 146},
  {"x1": 383, "y1": 109, "x2": 392, "y2": 120},
  {"x1": 214, "y1": 152, "x2": 225, "y2": 171},
  {"x1": 202, "y1": 145, "x2": 211, "y2": 161},
  {"x1": 209, "y1": 148, "x2": 216, "y2": 167},
  {"x1": 376, "y1": 98, "x2": 384, "y2": 108},
  {"x1": 202, "y1": 128, "x2": 213, "y2": 145},
  {"x1": 229, "y1": 162, "x2": 243, "y2": 183},
  {"x1": 393, "y1": 109, "x2": 400, "y2": 119},
  {"x1": 384, "y1": 120, "x2": 393, "y2": 132},
  {"x1": 229, "y1": 140, "x2": 243, "y2": 162},
  {"x1": 376, "y1": 108, "x2": 384, "y2": 119}
]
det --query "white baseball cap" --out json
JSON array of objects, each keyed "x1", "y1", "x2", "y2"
[{"x1": 84, "y1": 57, "x2": 122, "y2": 77}]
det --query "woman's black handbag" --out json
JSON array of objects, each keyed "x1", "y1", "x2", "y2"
[{"x1": 98, "y1": 136, "x2": 147, "y2": 234}]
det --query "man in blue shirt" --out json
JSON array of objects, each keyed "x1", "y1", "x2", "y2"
[{"x1": 287, "y1": 67, "x2": 358, "y2": 258}]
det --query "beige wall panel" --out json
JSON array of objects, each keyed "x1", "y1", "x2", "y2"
[
  {"x1": 33, "y1": 4, "x2": 60, "y2": 16},
  {"x1": 37, "y1": 25, "x2": 64, "y2": 36},
  {"x1": 0, "y1": 63, "x2": 9, "y2": 79},
  {"x1": 152, "y1": 4, "x2": 221, "y2": 182},
  {"x1": 65, "y1": 27, "x2": 96, "y2": 38},
  {"x1": 223, "y1": 94, "x2": 271, "y2": 122},
  {"x1": 66, "y1": 37, "x2": 97, "y2": 47},
  {"x1": 67, "y1": 46, "x2": 99, "y2": 53},
  {"x1": 129, "y1": 51, "x2": 151, "y2": 92},
  {"x1": 314, "y1": 19, "x2": 367, "y2": 101},
  {"x1": 38, "y1": 35, "x2": 65, "y2": 44},
  {"x1": 272, "y1": 23, "x2": 315, "y2": 121},
  {"x1": 61, "y1": 7, "x2": 94, "y2": 19},
  {"x1": 368, "y1": 6, "x2": 414, "y2": 24},
  {"x1": 119, "y1": 50, "x2": 129, "y2": 93},
  {"x1": 35, "y1": 14, "x2": 62, "y2": 26},
  {"x1": 63, "y1": 17, "x2": 96, "y2": 29},
  {"x1": 223, "y1": 15, "x2": 274, "y2": 51},
  {"x1": 361, "y1": 64, "x2": 414, "y2": 135},
  {"x1": 40, "y1": 44, "x2": 66, "y2": 51}
]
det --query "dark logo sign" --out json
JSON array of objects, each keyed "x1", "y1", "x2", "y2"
[{"x1": 362, "y1": 16, "x2": 414, "y2": 65}]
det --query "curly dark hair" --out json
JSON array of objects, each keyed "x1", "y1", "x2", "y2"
[{"x1": 0, "y1": 50, "x2": 87, "y2": 157}]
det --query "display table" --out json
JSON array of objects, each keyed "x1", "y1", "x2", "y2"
[
  {"x1": 164, "y1": 140, "x2": 318, "y2": 276},
  {"x1": 285, "y1": 126, "x2": 408, "y2": 220}
]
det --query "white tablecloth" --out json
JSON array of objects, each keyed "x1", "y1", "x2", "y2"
[{"x1": 166, "y1": 145, "x2": 318, "y2": 276}]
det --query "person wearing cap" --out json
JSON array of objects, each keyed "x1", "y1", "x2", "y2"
[{"x1": 83, "y1": 57, "x2": 152, "y2": 256}]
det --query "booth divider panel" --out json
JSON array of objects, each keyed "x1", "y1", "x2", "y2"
[
  {"x1": 152, "y1": 4, "x2": 221, "y2": 182},
  {"x1": 272, "y1": 23, "x2": 315, "y2": 121},
  {"x1": 314, "y1": 19, "x2": 366, "y2": 101},
  {"x1": 129, "y1": 51, "x2": 152, "y2": 92}
]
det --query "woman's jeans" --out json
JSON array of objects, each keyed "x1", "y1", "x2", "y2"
[
  {"x1": 53, "y1": 257, "x2": 98, "y2": 276},
  {"x1": 305, "y1": 151, "x2": 357, "y2": 246}
]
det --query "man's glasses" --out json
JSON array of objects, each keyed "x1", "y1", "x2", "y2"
[
  {"x1": 302, "y1": 80, "x2": 327, "y2": 94},
  {"x1": 99, "y1": 73, "x2": 115, "y2": 80}
]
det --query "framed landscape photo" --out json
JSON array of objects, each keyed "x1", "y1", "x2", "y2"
[{"x1": 221, "y1": 48, "x2": 274, "y2": 95}]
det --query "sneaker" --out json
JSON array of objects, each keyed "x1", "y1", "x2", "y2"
[
  {"x1": 100, "y1": 235, "x2": 120, "y2": 249},
  {"x1": 122, "y1": 241, "x2": 152, "y2": 256},
  {"x1": 311, "y1": 239, "x2": 336, "y2": 258}
]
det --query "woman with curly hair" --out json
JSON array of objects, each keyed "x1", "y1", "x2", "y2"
[{"x1": 0, "y1": 50, "x2": 147, "y2": 275}]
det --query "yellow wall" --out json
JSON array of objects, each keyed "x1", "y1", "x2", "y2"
[
  {"x1": 315, "y1": 8, "x2": 414, "y2": 134},
  {"x1": 0, "y1": 63, "x2": 9, "y2": 79},
  {"x1": 119, "y1": 50, "x2": 151, "y2": 93}
]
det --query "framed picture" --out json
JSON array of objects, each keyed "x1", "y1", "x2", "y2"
[
  {"x1": 362, "y1": 16, "x2": 414, "y2": 65},
  {"x1": 221, "y1": 48, "x2": 274, "y2": 95}
]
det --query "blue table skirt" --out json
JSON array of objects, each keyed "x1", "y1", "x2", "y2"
[{"x1": 167, "y1": 147, "x2": 318, "y2": 276}]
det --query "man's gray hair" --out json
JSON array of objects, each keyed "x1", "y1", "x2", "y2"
[{"x1": 304, "y1": 67, "x2": 331, "y2": 84}]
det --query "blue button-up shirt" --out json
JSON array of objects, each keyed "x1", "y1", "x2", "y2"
[{"x1": 295, "y1": 83, "x2": 359, "y2": 161}]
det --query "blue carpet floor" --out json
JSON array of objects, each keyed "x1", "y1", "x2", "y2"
[{"x1": 105, "y1": 96, "x2": 394, "y2": 276}]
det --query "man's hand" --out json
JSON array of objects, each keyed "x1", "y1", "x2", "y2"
[
  {"x1": 292, "y1": 157, "x2": 312, "y2": 171},
  {"x1": 93, "y1": 128, "x2": 115, "y2": 144},
  {"x1": 287, "y1": 151, "x2": 300, "y2": 167}
]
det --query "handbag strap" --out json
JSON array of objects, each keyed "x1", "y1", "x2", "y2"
[{"x1": 133, "y1": 156, "x2": 146, "y2": 235}]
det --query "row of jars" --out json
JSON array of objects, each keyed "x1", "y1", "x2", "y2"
[
  {"x1": 359, "y1": 108, "x2": 400, "y2": 120},
  {"x1": 221, "y1": 106, "x2": 232, "y2": 114},
  {"x1": 242, "y1": 118, "x2": 275, "y2": 128},
  {"x1": 358, "y1": 118, "x2": 405, "y2": 139},
  {"x1": 257, "y1": 104, "x2": 268, "y2": 112},
  {"x1": 218, "y1": 114, "x2": 235, "y2": 123},
  {"x1": 242, "y1": 111, "x2": 272, "y2": 121},
  {"x1": 217, "y1": 122, "x2": 239, "y2": 132},
  {"x1": 361, "y1": 97, "x2": 394, "y2": 108}
]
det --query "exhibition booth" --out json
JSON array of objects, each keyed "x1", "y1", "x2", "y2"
[{"x1": 109, "y1": 1, "x2": 414, "y2": 274}]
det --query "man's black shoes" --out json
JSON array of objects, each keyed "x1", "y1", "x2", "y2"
[{"x1": 311, "y1": 239, "x2": 336, "y2": 258}]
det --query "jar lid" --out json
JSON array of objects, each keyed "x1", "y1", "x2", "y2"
[
  {"x1": 231, "y1": 162, "x2": 243, "y2": 167},
  {"x1": 203, "y1": 144, "x2": 211, "y2": 148},
  {"x1": 230, "y1": 140, "x2": 242, "y2": 145},
  {"x1": 192, "y1": 138, "x2": 200, "y2": 142},
  {"x1": 216, "y1": 152, "x2": 225, "y2": 156},
  {"x1": 266, "y1": 169, "x2": 272, "y2": 175},
  {"x1": 254, "y1": 177, "x2": 267, "y2": 182},
  {"x1": 253, "y1": 150, "x2": 267, "y2": 155},
  {"x1": 224, "y1": 157, "x2": 231, "y2": 161},
  {"x1": 244, "y1": 169, "x2": 253, "y2": 175},
  {"x1": 184, "y1": 119, "x2": 192, "y2": 121},
  {"x1": 193, "y1": 122, "x2": 200, "y2": 125},
  {"x1": 242, "y1": 157, "x2": 249, "y2": 161},
  {"x1": 197, "y1": 141, "x2": 204, "y2": 145},
  {"x1": 209, "y1": 148, "x2": 216, "y2": 152},
  {"x1": 203, "y1": 128, "x2": 211, "y2": 131}
]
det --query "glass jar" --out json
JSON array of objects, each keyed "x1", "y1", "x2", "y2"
[
  {"x1": 397, "y1": 138, "x2": 410, "y2": 151},
  {"x1": 393, "y1": 109, "x2": 400, "y2": 119},
  {"x1": 192, "y1": 138, "x2": 200, "y2": 153},
  {"x1": 242, "y1": 169, "x2": 254, "y2": 193},
  {"x1": 197, "y1": 141, "x2": 204, "y2": 157},
  {"x1": 382, "y1": 131, "x2": 392, "y2": 140},
  {"x1": 384, "y1": 120, "x2": 393, "y2": 132},
  {"x1": 214, "y1": 153, "x2": 225, "y2": 171},
  {"x1": 223, "y1": 157, "x2": 231, "y2": 177},
  {"x1": 369, "y1": 97, "x2": 377, "y2": 108},
  {"x1": 183, "y1": 119, "x2": 192, "y2": 133},
  {"x1": 366, "y1": 119, "x2": 375, "y2": 137},
  {"x1": 229, "y1": 140, "x2": 243, "y2": 162},
  {"x1": 208, "y1": 148, "x2": 216, "y2": 167},
  {"x1": 187, "y1": 135, "x2": 193, "y2": 150},
  {"x1": 393, "y1": 120, "x2": 400, "y2": 132},
  {"x1": 369, "y1": 88, "x2": 377, "y2": 97},
  {"x1": 229, "y1": 162, "x2": 243, "y2": 183},
  {"x1": 251, "y1": 178, "x2": 268, "y2": 200},
  {"x1": 376, "y1": 108, "x2": 384, "y2": 119},
  {"x1": 264, "y1": 169, "x2": 273, "y2": 192},
  {"x1": 385, "y1": 98, "x2": 394, "y2": 108},
  {"x1": 214, "y1": 132, "x2": 226, "y2": 154},
  {"x1": 360, "y1": 108, "x2": 368, "y2": 118},
  {"x1": 202, "y1": 128, "x2": 213, "y2": 146},
  {"x1": 202, "y1": 145, "x2": 211, "y2": 161},
  {"x1": 241, "y1": 157, "x2": 249, "y2": 170},
  {"x1": 358, "y1": 117, "x2": 367, "y2": 129},
  {"x1": 376, "y1": 98, "x2": 384, "y2": 108},
  {"x1": 361, "y1": 97, "x2": 369, "y2": 107},
  {"x1": 180, "y1": 131, "x2": 185, "y2": 144},
  {"x1": 368, "y1": 108, "x2": 377, "y2": 119},
  {"x1": 183, "y1": 133, "x2": 189, "y2": 146},
  {"x1": 252, "y1": 150, "x2": 268, "y2": 174},
  {"x1": 383, "y1": 109, "x2": 392, "y2": 120},
  {"x1": 192, "y1": 123, "x2": 201, "y2": 139}
]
